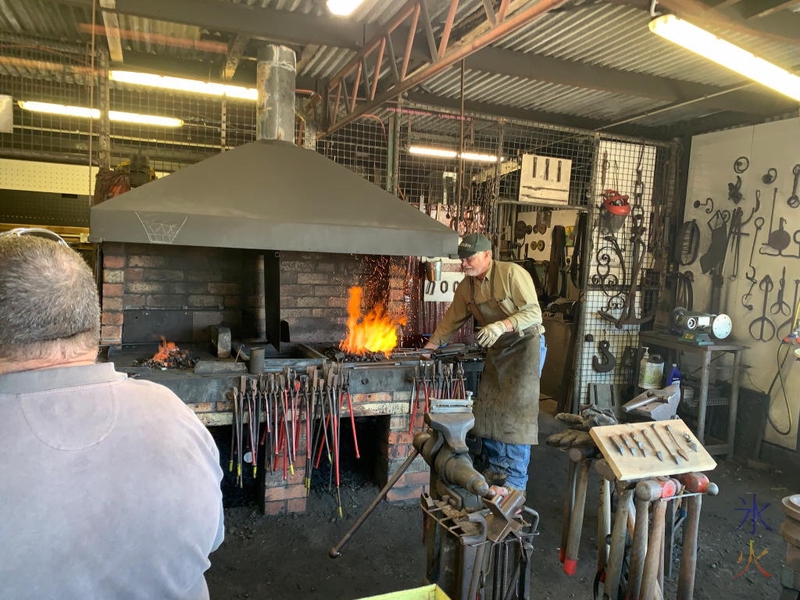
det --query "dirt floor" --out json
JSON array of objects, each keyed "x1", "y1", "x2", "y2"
[{"x1": 206, "y1": 409, "x2": 798, "y2": 600}]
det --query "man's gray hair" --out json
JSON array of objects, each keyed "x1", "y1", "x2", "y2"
[{"x1": 0, "y1": 236, "x2": 100, "y2": 362}]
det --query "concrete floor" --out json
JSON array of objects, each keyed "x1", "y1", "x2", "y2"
[{"x1": 206, "y1": 405, "x2": 798, "y2": 599}]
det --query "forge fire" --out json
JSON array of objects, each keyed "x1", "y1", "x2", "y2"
[
  {"x1": 134, "y1": 336, "x2": 196, "y2": 369},
  {"x1": 339, "y1": 286, "x2": 406, "y2": 357}
]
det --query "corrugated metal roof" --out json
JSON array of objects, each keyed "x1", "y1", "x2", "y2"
[
  {"x1": 0, "y1": 0, "x2": 86, "y2": 39},
  {"x1": 499, "y1": 2, "x2": 800, "y2": 87},
  {"x1": 423, "y1": 66, "x2": 669, "y2": 121}
]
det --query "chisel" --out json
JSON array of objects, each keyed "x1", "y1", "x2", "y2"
[
  {"x1": 651, "y1": 423, "x2": 681, "y2": 464},
  {"x1": 620, "y1": 433, "x2": 637, "y2": 456},
  {"x1": 609, "y1": 434, "x2": 626, "y2": 456},
  {"x1": 683, "y1": 432, "x2": 699, "y2": 452},
  {"x1": 665, "y1": 424, "x2": 690, "y2": 462},
  {"x1": 640, "y1": 428, "x2": 663, "y2": 462},
  {"x1": 630, "y1": 432, "x2": 647, "y2": 458}
]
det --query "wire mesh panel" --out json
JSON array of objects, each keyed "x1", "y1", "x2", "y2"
[
  {"x1": 316, "y1": 119, "x2": 389, "y2": 191},
  {"x1": 0, "y1": 34, "x2": 97, "y2": 171},
  {"x1": 576, "y1": 137, "x2": 678, "y2": 406}
]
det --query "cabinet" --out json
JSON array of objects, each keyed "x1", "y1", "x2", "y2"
[{"x1": 638, "y1": 331, "x2": 745, "y2": 456}]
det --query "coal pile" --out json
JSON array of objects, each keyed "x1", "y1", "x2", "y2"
[
  {"x1": 322, "y1": 347, "x2": 391, "y2": 363},
  {"x1": 133, "y1": 349, "x2": 197, "y2": 369}
]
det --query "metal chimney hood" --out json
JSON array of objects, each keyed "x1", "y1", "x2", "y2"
[{"x1": 90, "y1": 46, "x2": 458, "y2": 257}]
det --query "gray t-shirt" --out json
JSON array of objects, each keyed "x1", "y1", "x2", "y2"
[{"x1": 0, "y1": 363, "x2": 225, "y2": 599}]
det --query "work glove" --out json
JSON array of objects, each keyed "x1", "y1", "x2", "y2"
[
  {"x1": 556, "y1": 404, "x2": 618, "y2": 431},
  {"x1": 545, "y1": 405, "x2": 618, "y2": 449},
  {"x1": 476, "y1": 321, "x2": 507, "y2": 348}
]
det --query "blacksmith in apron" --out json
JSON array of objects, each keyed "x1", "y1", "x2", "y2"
[{"x1": 424, "y1": 233, "x2": 546, "y2": 492}]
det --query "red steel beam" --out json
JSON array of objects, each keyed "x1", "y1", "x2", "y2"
[{"x1": 324, "y1": 0, "x2": 569, "y2": 135}]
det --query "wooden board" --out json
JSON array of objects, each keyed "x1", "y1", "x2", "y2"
[{"x1": 590, "y1": 419, "x2": 717, "y2": 481}]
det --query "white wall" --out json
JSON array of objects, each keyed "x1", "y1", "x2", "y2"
[{"x1": 685, "y1": 117, "x2": 800, "y2": 450}]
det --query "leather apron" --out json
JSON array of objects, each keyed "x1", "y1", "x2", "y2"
[{"x1": 467, "y1": 275, "x2": 541, "y2": 445}]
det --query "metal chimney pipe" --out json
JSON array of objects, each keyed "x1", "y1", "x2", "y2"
[{"x1": 256, "y1": 45, "x2": 296, "y2": 143}]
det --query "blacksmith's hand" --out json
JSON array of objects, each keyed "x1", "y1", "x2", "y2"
[{"x1": 476, "y1": 321, "x2": 506, "y2": 348}]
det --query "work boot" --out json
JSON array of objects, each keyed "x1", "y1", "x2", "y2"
[{"x1": 483, "y1": 469, "x2": 507, "y2": 487}]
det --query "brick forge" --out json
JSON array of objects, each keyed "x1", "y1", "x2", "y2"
[{"x1": 99, "y1": 243, "x2": 429, "y2": 515}]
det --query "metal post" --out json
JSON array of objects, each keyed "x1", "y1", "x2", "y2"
[
  {"x1": 220, "y1": 98, "x2": 227, "y2": 152},
  {"x1": 257, "y1": 45, "x2": 296, "y2": 143},
  {"x1": 97, "y1": 49, "x2": 111, "y2": 171},
  {"x1": 572, "y1": 134, "x2": 600, "y2": 412},
  {"x1": 387, "y1": 114, "x2": 398, "y2": 195}
]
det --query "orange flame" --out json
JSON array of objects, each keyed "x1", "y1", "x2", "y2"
[
  {"x1": 340, "y1": 286, "x2": 406, "y2": 356},
  {"x1": 152, "y1": 336, "x2": 180, "y2": 363}
]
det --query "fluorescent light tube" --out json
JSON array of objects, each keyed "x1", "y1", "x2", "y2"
[
  {"x1": 649, "y1": 15, "x2": 800, "y2": 102},
  {"x1": 327, "y1": 0, "x2": 366, "y2": 16},
  {"x1": 409, "y1": 145, "x2": 458, "y2": 158},
  {"x1": 18, "y1": 101, "x2": 184, "y2": 127},
  {"x1": 110, "y1": 70, "x2": 258, "y2": 101},
  {"x1": 409, "y1": 145, "x2": 500, "y2": 162},
  {"x1": 460, "y1": 152, "x2": 499, "y2": 163}
]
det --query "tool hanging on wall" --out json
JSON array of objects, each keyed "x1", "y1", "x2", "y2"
[
  {"x1": 777, "y1": 279, "x2": 800, "y2": 341},
  {"x1": 744, "y1": 215, "x2": 765, "y2": 281},
  {"x1": 725, "y1": 207, "x2": 748, "y2": 279},
  {"x1": 699, "y1": 210, "x2": 728, "y2": 274},
  {"x1": 727, "y1": 176, "x2": 743, "y2": 204},
  {"x1": 770, "y1": 267, "x2": 792, "y2": 317},
  {"x1": 750, "y1": 274, "x2": 777, "y2": 342},
  {"x1": 599, "y1": 190, "x2": 630, "y2": 235},
  {"x1": 592, "y1": 340, "x2": 616, "y2": 373},
  {"x1": 631, "y1": 147, "x2": 646, "y2": 219},
  {"x1": 693, "y1": 197, "x2": 713, "y2": 214},
  {"x1": 547, "y1": 225, "x2": 568, "y2": 299},
  {"x1": 733, "y1": 156, "x2": 749, "y2": 174},
  {"x1": 569, "y1": 212, "x2": 586, "y2": 288},
  {"x1": 667, "y1": 271, "x2": 694, "y2": 311},
  {"x1": 760, "y1": 188, "x2": 791, "y2": 255},
  {"x1": 761, "y1": 167, "x2": 778, "y2": 185},
  {"x1": 788, "y1": 164, "x2": 800, "y2": 209},
  {"x1": 741, "y1": 278, "x2": 757, "y2": 311},
  {"x1": 598, "y1": 215, "x2": 655, "y2": 329},
  {"x1": 675, "y1": 219, "x2": 700, "y2": 266}
]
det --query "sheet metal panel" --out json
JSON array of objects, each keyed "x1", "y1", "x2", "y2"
[{"x1": 91, "y1": 139, "x2": 458, "y2": 257}]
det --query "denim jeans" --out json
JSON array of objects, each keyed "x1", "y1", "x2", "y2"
[{"x1": 481, "y1": 334, "x2": 546, "y2": 491}]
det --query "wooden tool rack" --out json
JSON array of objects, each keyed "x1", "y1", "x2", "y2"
[{"x1": 638, "y1": 331, "x2": 745, "y2": 456}]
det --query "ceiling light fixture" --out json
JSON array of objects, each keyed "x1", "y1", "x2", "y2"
[
  {"x1": 409, "y1": 145, "x2": 500, "y2": 163},
  {"x1": 649, "y1": 14, "x2": 800, "y2": 102},
  {"x1": 326, "y1": 0, "x2": 366, "y2": 17},
  {"x1": 18, "y1": 101, "x2": 184, "y2": 127},
  {"x1": 109, "y1": 70, "x2": 258, "y2": 101}
]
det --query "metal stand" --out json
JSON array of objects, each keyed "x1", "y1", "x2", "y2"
[{"x1": 638, "y1": 332, "x2": 745, "y2": 455}]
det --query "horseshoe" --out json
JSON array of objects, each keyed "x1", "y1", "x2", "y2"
[{"x1": 592, "y1": 340, "x2": 616, "y2": 373}]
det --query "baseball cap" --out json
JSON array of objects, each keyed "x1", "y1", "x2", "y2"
[{"x1": 458, "y1": 233, "x2": 491, "y2": 258}]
